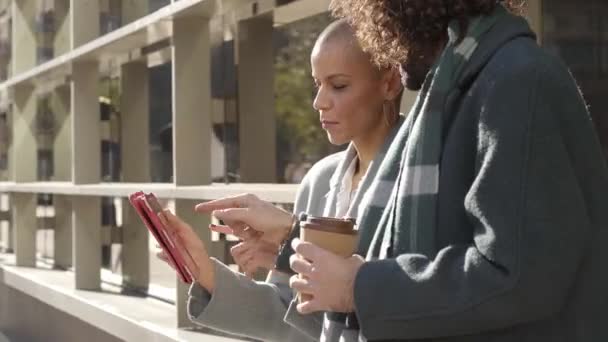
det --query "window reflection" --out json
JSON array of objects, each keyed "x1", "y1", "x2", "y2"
[
  {"x1": 543, "y1": 0, "x2": 608, "y2": 158},
  {"x1": 0, "y1": 110, "x2": 8, "y2": 180},
  {"x1": 149, "y1": 62, "x2": 173, "y2": 183},
  {"x1": 212, "y1": 8, "x2": 343, "y2": 184}
]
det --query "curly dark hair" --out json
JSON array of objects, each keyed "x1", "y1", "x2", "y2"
[{"x1": 330, "y1": 0, "x2": 526, "y2": 67}]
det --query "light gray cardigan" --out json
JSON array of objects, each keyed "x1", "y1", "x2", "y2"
[{"x1": 186, "y1": 120, "x2": 403, "y2": 342}]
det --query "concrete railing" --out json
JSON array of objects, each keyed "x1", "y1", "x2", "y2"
[{"x1": 0, "y1": 0, "x2": 332, "y2": 337}]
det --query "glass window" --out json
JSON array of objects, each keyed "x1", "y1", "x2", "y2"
[
  {"x1": 100, "y1": 0, "x2": 171, "y2": 34},
  {"x1": 149, "y1": 0, "x2": 171, "y2": 13},
  {"x1": 100, "y1": 0, "x2": 122, "y2": 34},
  {"x1": 0, "y1": 2, "x2": 10, "y2": 81},
  {"x1": 149, "y1": 62, "x2": 173, "y2": 183},
  {"x1": 36, "y1": 96, "x2": 54, "y2": 181},
  {"x1": 543, "y1": 0, "x2": 608, "y2": 158},
  {"x1": 213, "y1": 5, "x2": 342, "y2": 184},
  {"x1": 275, "y1": 13, "x2": 344, "y2": 184},
  {"x1": 210, "y1": 14, "x2": 238, "y2": 182},
  {"x1": 0, "y1": 109, "x2": 8, "y2": 180}
]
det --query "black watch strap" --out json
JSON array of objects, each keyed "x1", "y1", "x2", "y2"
[{"x1": 274, "y1": 212, "x2": 307, "y2": 274}]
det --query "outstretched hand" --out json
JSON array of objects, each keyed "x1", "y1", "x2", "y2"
[{"x1": 196, "y1": 193, "x2": 294, "y2": 245}]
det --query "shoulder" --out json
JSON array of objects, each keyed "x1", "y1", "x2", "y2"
[
  {"x1": 467, "y1": 37, "x2": 585, "y2": 123},
  {"x1": 301, "y1": 151, "x2": 345, "y2": 186},
  {"x1": 293, "y1": 151, "x2": 346, "y2": 213},
  {"x1": 481, "y1": 37, "x2": 575, "y2": 93},
  {"x1": 297, "y1": 151, "x2": 345, "y2": 195}
]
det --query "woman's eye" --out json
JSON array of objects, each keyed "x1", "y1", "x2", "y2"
[{"x1": 333, "y1": 84, "x2": 347, "y2": 90}]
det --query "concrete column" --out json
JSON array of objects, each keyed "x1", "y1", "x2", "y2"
[
  {"x1": 71, "y1": 61, "x2": 101, "y2": 289},
  {"x1": 72, "y1": 196, "x2": 101, "y2": 289},
  {"x1": 174, "y1": 199, "x2": 218, "y2": 328},
  {"x1": 12, "y1": 192, "x2": 36, "y2": 267},
  {"x1": 12, "y1": 82, "x2": 40, "y2": 266},
  {"x1": 0, "y1": 194, "x2": 13, "y2": 253},
  {"x1": 0, "y1": 103, "x2": 9, "y2": 181},
  {"x1": 53, "y1": 195, "x2": 71, "y2": 269},
  {"x1": 172, "y1": 17, "x2": 212, "y2": 186},
  {"x1": 237, "y1": 13, "x2": 276, "y2": 182},
  {"x1": 12, "y1": 84, "x2": 37, "y2": 182},
  {"x1": 70, "y1": 0, "x2": 100, "y2": 48},
  {"x1": 51, "y1": 85, "x2": 71, "y2": 182},
  {"x1": 0, "y1": 194, "x2": 10, "y2": 253},
  {"x1": 120, "y1": 61, "x2": 150, "y2": 291},
  {"x1": 11, "y1": 0, "x2": 37, "y2": 75},
  {"x1": 49, "y1": 85, "x2": 72, "y2": 268},
  {"x1": 121, "y1": 62, "x2": 150, "y2": 182},
  {"x1": 53, "y1": 0, "x2": 70, "y2": 56},
  {"x1": 71, "y1": 62, "x2": 100, "y2": 185},
  {"x1": 527, "y1": 0, "x2": 543, "y2": 45}
]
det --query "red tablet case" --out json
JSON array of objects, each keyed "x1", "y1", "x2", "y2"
[{"x1": 128, "y1": 191, "x2": 194, "y2": 284}]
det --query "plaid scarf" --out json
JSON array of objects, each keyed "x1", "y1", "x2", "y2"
[{"x1": 356, "y1": 6, "x2": 508, "y2": 260}]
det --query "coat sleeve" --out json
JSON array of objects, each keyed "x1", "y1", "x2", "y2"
[
  {"x1": 187, "y1": 162, "x2": 330, "y2": 341},
  {"x1": 188, "y1": 259, "x2": 317, "y2": 341},
  {"x1": 353, "y1": 61, "x2": 595, "y2": 339}
]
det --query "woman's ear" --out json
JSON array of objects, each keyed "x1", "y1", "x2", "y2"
[{"x1": 382, "y1": 67, "x2": 404, "y2": 101}]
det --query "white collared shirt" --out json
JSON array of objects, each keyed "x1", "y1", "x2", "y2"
[{"x1": 335, "y1": 157, "x2": 359, "y2": 218}]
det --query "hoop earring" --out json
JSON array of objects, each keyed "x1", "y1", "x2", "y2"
[{"x1": 383, "y1": 100, "x2": 399, "y2": 127}]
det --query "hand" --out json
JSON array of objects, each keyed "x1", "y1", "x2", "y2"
[
  {"x1": 209, "y1": 222, "x2": 262, "y2": 241},
  {"x1": 209, "y1": 222, "x2": 280, "y2": 277},
  {"x1": 230, "y1": 238, "x2": 280, "y2": 278},
  {"x1": 289, "y1": 238, "x2": 365, "y2": 314},
  {"x1": 155, "y1": 209, "x2": 216, "y2": 292},
  {"x1": 196, "y1": 194, "x2": 293, "y2": 245}
]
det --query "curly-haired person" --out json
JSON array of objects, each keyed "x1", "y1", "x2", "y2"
[{"x1": 276, "y1": 0, "x2": 608, "y2": 341}]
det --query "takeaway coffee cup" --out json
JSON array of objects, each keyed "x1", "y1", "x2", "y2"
[{"x1": 298, "y1": 216, "x2": 358, "y2": 302}]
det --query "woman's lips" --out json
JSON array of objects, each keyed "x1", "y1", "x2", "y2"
[{"x1": 321, "y1": 120, "x2": 339, "y2": 129}]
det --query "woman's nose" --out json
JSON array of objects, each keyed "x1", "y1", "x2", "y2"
[{"x1": 313, "y1": 88, "x2": 331, "y2": 111}]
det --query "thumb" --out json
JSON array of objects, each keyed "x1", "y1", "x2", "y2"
[
  {"x1": 296, "y1": 298, "x2": 323, "y2": 315},
  {"x1": 209, "y1": 224, "x2": 234, "y2": 235},
  {"x1": 162, "y1": 210, "x2": 198, "y2": 242}
]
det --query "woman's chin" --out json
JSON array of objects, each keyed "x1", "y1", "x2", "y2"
[{"x1": 327, "y1": 134, "x2": 349, "y2": 146}]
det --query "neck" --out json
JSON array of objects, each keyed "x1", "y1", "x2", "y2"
[{"x1": 352, "y1": 118, "x2": 394, "y2": 176}]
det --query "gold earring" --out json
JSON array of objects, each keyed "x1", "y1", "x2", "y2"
[{"x1": 383, "y1": 100, "x2": 398, "y2": 127}]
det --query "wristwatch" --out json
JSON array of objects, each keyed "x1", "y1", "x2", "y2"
[{"x1": 274, "y1": 212, "x2": 307, "y2": 274}]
